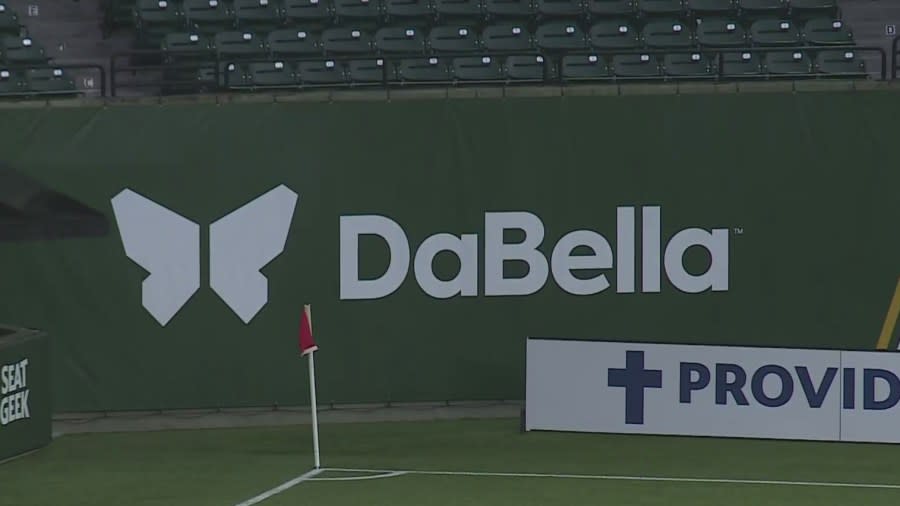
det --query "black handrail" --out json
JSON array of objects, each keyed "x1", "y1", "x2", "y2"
[
  {"x1": 892, "y1": 35, "x2": 899, "y2": 81},
  {"x1": 0, "y1": 63, "x2": 107, "y2": 98}
]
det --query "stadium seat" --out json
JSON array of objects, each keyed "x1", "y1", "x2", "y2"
[
  {"x1": 765, "y1": 50, "x2": 811, "y2": 75},
  {"x1": 738, "y1": 0, "x2": 786, "y2": 17},
  {"x1": 375, "y1": 26, "x2": 426, "y2": 54},
  {"x1": 686, "y1": 0, "x2": 734, "y2": 16},
  {"x1": 162, "y1": 32, "x2": 214, "y2": 62},
  {"x1": 803, "y1": 18, "x2": 852, "y2": 45},
  {"x1": 24, "y1": 67, "x2": 77, "y2": 94},
  {"x1": 697, "y1": 18, "x2": 746, "y2": 47},
  {"x1": 815, "y1": 49, "x2": 865, "y2": 77},
  {"x1": 638, "y1": 0, "x2": 685, "y2": 16},
  {"x1": 384, "y1": 0, "x2": 434, "y2": 23},
  {"x1": 428, "y1": 25, "x2": 481, "y2": 53},
  {"x1": 246, "y1": 60, "x2": 298, "y2": 86},
  {"x1": 589, "y1": 20, "x2": 641, "y2": 50},
  {"x1": 298, "y1": 59, "x2": 348, "y2": 84},
  {"x1": 611, "y1": 53, "x2": 661, "y2": 77},
  {"x1": 0, "y1": 4, "x2": 21, "y2": 37},
  {"x1": 0, "y1": 36, "x2": 48, "y2": 65},
  {"x1": 397, "y1": 56, "x2": 451, "y2": 81},
  {"x1": 536, "y1": 0, "x2": 584, "y2": 18},
  {"x1": 283, "y1": 0, "x2": 334, "y2": 26},
  {"x1": 267, "y1": 29, "x2": 322, "y2": 57},
  {"x1": 184, "y1": 0, "x2": 235, "y2": 34},
  {"x1": 720, "y1": 50, "x2": 763, "y2": 76},
  {"x1": 347, "y1": 58, "x2": 390, "y2": 82},
  {"x1": 334, "y1": 0, "x2": 382, "y2": 23},
  {"x1": 586, "y1": 0, "x2": 635, "y2": 17},
  {"x1": 750, "y1": 19, "x2": 800, "y2": 46},
  {"x1": 0, "y1": 68, "x2": 23, "y2": 95},
  {"x1": 434, "y1": 0, "x2": 484, "y2": 21},
  {"x1": 453, "y1": 55, "x2": 504, "y2": 80},
  {"x1": 133, "y1": 0, "x2": 184, "y2": 46},
  {"x1": 561, "y1": 54, "x2": 611, "y2": 79},
  {"x1": 212, "y1": 62, "x2": 252, "y2": 88},
  {"x1": 505, "y1": 54, "x2": 554, "y2": 80},
  {"x1": 790, "y1": 0, "x2": 837, "y2": 19},
  {"x1": 643, "y1": 19, "x2": 693, "y2": 48},
  {"x1": 662, "y1": 52, "x2": 715, "y2": 77},
  {"x1": 482, "y1": 23, "x2": 533, "y2": 51},
  {"x1": 214, "y1": 31, "x2": 268, "y2": 60},
  {"x1": 535, "y1": 22, "x2": 587, "y2": 50},
  {"x1": 234, "y1": 0, "x2": 282, "y2": 31},
  {"x1": 322, "y1": 27, "x2": 374, "y2": 53},
  {"x1": 484, "y1": 0, "x2": 536, "y2": 19}
]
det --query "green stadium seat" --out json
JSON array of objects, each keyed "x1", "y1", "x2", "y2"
[
  {"x1": 434, "y1": 0, "x2": 484, "y2": 20},
  {"x1": 536, "y1": 0, "x2": 584, "y2": 18},
  {"x1": 803, "y1": 18, "x2": 852, "y2": 45},
  {"x1": 397, "y1": 56, "x2": 451, "y2": 81},
  {"x1": 750, "y1": 19, "x2": 800, "y2": 46},
  {"x1": 0, "y1": 36, "x2": 48, "y2": 65},
  {"x1": 428, "y1": 25, "x2": 481, "y2": 53},
  {"x1": 334, "y1": 0, "x2": 382, "y2": 23},
  {"x1": 485, "y1": 0, "x2": 535, "y2": 19},
  {"x1": 611, "y1": 53, "x2": 661, "y2": 78},
  {"x1": 375, "y1": 26, "x2": 426, "y2": 54},
  {"x1": 561, "y1": 54, "x2": 611, "y2": 80},
  {"x1": 662, "y1": 51, "x2": 715, "y2": 77},
  {"x1": 738, "y1": 0, "x2": 786, "y2": 16},
  {"x1": 643, "y1": 19, "x2": 693, "y2": 48},
  {"x1": 535, "y1": 22, "x2": 587, "y2": 50},
  {"x1": 298, "y1": 59, "x2": 348, "y2": 84},
  {"x1": 211, "y1": 62, "x2": 252, "y2": 88},
  {"x1": 0, "y1": 4, "x2": 21, "y2": 36},
  {"x1": 246, "y1": 61, "x2": 299, "y2": 87},
  {"x1": 267, "y1": 29, "x2": 322, "y2": 57},
  {"x1": 586, "y1": 0, "x2": 635, "y2": 17},
  {"x1": 161, "y1": 32, "x2": 214, "y2": 62},
  {"x1": 482, "y1": 23, "x2": 533, "y2": 51},
  {"x1": 790, "y1": 0, "x2": 837, "y2": 19},
  {"x1": 765, "y1": 50, "x2": 811, "y2": 75},
  {"x1": 348, "y1": 58, "x2": 391, "y2": 82},
  {"x1": 234, "y1": 0, "x2": 282, "y2": 31},
  {"x1": 24, "y1": 67, "x2": 77, "y2": 94},
  {"x1": 505, "y1": 54, "x2": 554, "y2": 80},
  {"x1": 589, "y1": 20, "x2": 641, "y2": 50},
  {"x1": 133, "y1": 0, "x2": 184, "y2": 46},
  {"x1": 720, "y1": 50, "x2": 763, "y2": 76},
  {"x1": 384, "y1": 0, "x2": 434, "y2": 23},
  {"x1": 697, "y1": 18, "x2": 746, "y2": 47},
  {"x1": 638, "y1": 0, "x2": 685, "y2": 16},
  {"x1": 686, "y1": 0, "x2": 734, "y2": 15},
  {"x1": 0, "y1": 68, "x2": 24, "y2": 95},
  {"x1": 452, "y1": 55, "x2": 504, "y2": 80},
  {"x1": 214, "y1": 31, "x2": 268, "y2": 60},
  {"x1": 815, "y1": 49, "x2": 866, "y2": 77},
  {"x1": 322, "y1": 27, "x2": 374, "y2": 53},
  {"x1": 283, "y1": 0, "x2": 334, "y2": 26},
  {"x1": 184, "y1": 0, "x2": 235, "y2": 34}
]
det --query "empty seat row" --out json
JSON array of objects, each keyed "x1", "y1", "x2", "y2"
[
  {"x1": 0, "y1": 4, "x2": 23, "y2": 36},
  {"x1": 0, "y1": 36, "x2": 49, "y2": 65},
  {"x1": 0, "y1": 67, "x2": 77, "y2": 96},
  {"x1": 201, "y1": 47, "x2": 862, "y2": 88}
]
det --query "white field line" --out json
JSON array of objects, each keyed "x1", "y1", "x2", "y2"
[
  {"x1": 325, "y1": 467, "x2": 900, "y2": 491},
  {"x1": 310, "y1": 471, "x2": 409, "y2": 481},
  {"x1": 234, "y1": 468, "x2": 324, "y2": 506}
]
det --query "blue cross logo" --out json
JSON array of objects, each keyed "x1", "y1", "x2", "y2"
[{"x1": 608, "y1": 350, "x2": 663, "y2": 425}]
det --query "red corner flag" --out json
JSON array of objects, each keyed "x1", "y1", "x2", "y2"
[{"x1": 299, "y1": 304, "x2": 318, "y2": 356}]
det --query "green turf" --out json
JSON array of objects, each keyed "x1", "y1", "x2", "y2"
[{"x1": 2, "y1": 418, "x2": 900, "y2": 506}]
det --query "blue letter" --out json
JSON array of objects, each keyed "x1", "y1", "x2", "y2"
[
  {"x1": 751, "y1": 365, "x2": 793, "y2": 407},
  {"x1": 796, "y1": 367, "x2": 837, "y2": 408},
  {"x1": 715, "y1": 363, "x2": 749, "y2": 406},
  {"x1": 863, "y1": 369, "x2": 900, "y2": 410},
  {"x1": 843, "y1": 368, "x2": 855, "y2": 409},
  {"x1": 680, "y1": 362, "x2": 710, "y2": 403}
]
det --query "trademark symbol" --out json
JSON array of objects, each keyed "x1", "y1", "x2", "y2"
[{"x1": 733, "y1": 227, "x2": 744, "y2": 235}]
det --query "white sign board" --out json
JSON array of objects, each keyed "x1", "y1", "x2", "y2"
[{"x1": 526, "y1": 339, "x2": 900, "y2": 443}]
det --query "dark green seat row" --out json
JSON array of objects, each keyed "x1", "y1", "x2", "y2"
[
  {"x1": 0, "y1": 67, "x2": 77, "y2": 96},
  {"x1": 196, "y1": 47, "x2": 863, "y2": 89},
  {"x1": 0, "y1": 3, "x2": 23, "y2": 36},
  {"x1": 0, "y1": 36, "x2": 49, "y2": 65}
]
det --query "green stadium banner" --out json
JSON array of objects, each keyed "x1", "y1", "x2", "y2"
[
  {"x1": 0, "y1": 92, "x2": 898, "y2": 412},
  {"x1": 0, "y1": 327, "x2": 50, "y2": 460}
]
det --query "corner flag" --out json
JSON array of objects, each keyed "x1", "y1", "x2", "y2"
[
  {"x1": 299, "y1": 304, "x2": 318, "y2": 356},
  {"x1": 299, "y1": 304, "x2": 321, "y2": 469}
]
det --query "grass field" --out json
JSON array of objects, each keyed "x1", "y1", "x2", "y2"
[{"x1": 3, "y1": 418, "x2": 900, "y2": 506}]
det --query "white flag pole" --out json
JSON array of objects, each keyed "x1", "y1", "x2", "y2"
[{"x1": 308, "y1": 350, "x2": 321, "y2": 469}]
